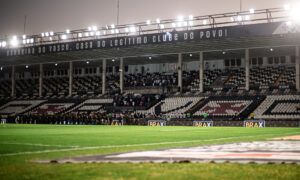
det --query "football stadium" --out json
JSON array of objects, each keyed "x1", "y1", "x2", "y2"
[{"x1": 0, "y1": 0, "x2": 300, "y2": 179}]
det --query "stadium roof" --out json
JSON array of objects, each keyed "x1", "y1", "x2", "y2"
[{"x1": 0, "y1": 7, "x2": 299, "y2": 67}]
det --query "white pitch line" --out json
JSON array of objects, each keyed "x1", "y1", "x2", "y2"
[
  {"x1": 0, "y1": 132, "x2": 299, "y2": 157},
  {"x1": 0, "y1": 147, "x2": 99, "y2": 157},
  {"x1": 0, "y1": 142, "x2": 80, "y2": 148}
]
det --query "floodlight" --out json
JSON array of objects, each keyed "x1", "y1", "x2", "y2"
[
  {"x1": 237, "y1": 16, "x2": 243, "y2": 21},
  {"x1": 22, "y1": 40, "x2": 26, "y2": 44},
  {"x1": 270, "y1": 48, "x2": 274, "y2": 52},
  {"x1": 30, "y1": 38, "x2": 34, "y2": 43},
  {"x1": 230, "y1": 17, "x2": 235, "y2": 22},
  {"x1": 130, "y1": 26, "x2": 136, "y2": 33},
  {"x1": 41, "y1": 33, "x2": 45, "y2": 37},
  {"x1": 111, "y1": 24, "x2": 115, "y2": 29},
  {"x1": 49, "y1": 37, "x2": 53, "y2": 41},
  {"x1": 203, "y1": 20, "x2": 207, "y2": 25},
  {"x1": 160, "y1": 24, "x2": 165, "y2": 29},
  {"x1": 86, "y1": 61, "x2": 90, "y2": 64},
  {"x1": 189, "y1": 54, "x2": 192, "y2": 57},
  {"x1": 0, "y1": 67, "x2": 2, "y2": 71},
  {"x1": 2, "y1": 41, "x2": 6, "y2": 47},
  {"x1": 50, "y1": 31, "x2": 54, "y2": 36},
  {"x1": 0, "y1": 42, "x2": 1, "y2": 47},
  {"x1": 146, "y1": 20, "x2": 151, "y2": 25},
  {"x1": 111, "y1": 29, "x2": 115, "y2": 34},
  {"x1": 61, "y1": 34, "x2": 67, "y2": 40},
  {"x1": 26, "y1": 39, "x2": 30, "y2": 43},
  {"x1": 189, "y1": 15, "x2": 194, "y2": 20},
  {"x1": 284, "y1": 4, "x2": 290, "y2": 11},
  {"x1": 66, "y1": 29, "x2": 70, "y2": 34},
  {"x1": 85, "y1": 32, "x2": 89, "y2": 37},
  {"x1": 95, "y1": 31, "x2": 100, "y2": 36},
  {"x1": 90, "y1": 32, "x2": 94, "y2": 36},
  {"x1": 149, "y1": 56, "x2": 152, "y2": 60},
  {"x1": 177, "y1": 15, "x2": 184, "y2": 21},
  {"x1": 92, "y1": 26, "x2": 97, "y2": 31},
  {"x1": 156, "y1": 18, "x2": 160, "y2": 24},
  {"x1": 115, "y1": 29, "x2": 119, "y2": 33},
  {"x1": 290, "y1": 4, "x2": 300, "y2": 22},
  {"x1": 112, "y1": 59, "x2": 115, "y2": 62},
  {"x1": 103, "y1": 31, "x2": 107, "y2": 35},
  {"x1": 125, "y1": 28, "x2": 129, "y2": 32},
  {"x1": 25, "y1": 65, "x2": 29, "y2": 69},
  {"x1": 189, "y1": 21, "x2": 194, "y2": 26},
  {"x1": 55, "y1": 63, "x2": 58, "y2": 66},
  {"x1": 45, "y1": 32, "x2": 49, "y2": 36},
  {"x1": 172, "y1": 23, "x2": 176, "y2": 28},
  {"x1": 245, "y1": 15, "x2": 251, "y2": 21},
  {"x1": 249, "y1": 8, "x2": 255, "y2": 14},
  {"x1": 78, "y1": 33, "x2": 82, "y2": 37},
  {"x1": 10, "y1": 36, "x2": 19, "y2": 47},
  {"x1": 22, "y1": 35, "x2": 26, "y2": 39},
  {"x1": 88, "y1": 26, "x2": 92, "y2": 31}
]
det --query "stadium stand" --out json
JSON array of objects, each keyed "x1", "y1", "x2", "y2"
[
  {"x1": 0, "y1": 7, "x2": 299, "y2": 127},
  {"x1": 192, "y1": 96, "x2": 265, "y2": 119},
  {"x1": 190, "y1": 69, "x2": 224, "y2": 91},
  {"x1": 136, "y1": 97, "x2": 203, "y2": 118},
  {"x1": 253, "y1": 95, "x2": 300, "y2": 119},
  {"x1": 29, "y1": 99, "x2": 82, "y2": 115},
  {"x1": 69, "y1": 98, "x2": 113, "y2": 113},
  {"x1": 0, "y1": 100, "x2": 46, "y2": 116}
]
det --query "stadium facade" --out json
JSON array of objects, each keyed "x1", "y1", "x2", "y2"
[{"x1": 0, "y1": 7, "x2": 300, "y2": 127}]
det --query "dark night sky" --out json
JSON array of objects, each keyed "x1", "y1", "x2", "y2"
[{"x1": 0, "y1": 0, "x2": 297, "y2": 38}]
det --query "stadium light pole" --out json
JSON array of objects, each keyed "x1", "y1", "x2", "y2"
[
  {"x1": 245, "y1": 48, "x2": 250, "y2": 91},
  {"x1": 296, "y1": 45, "x2": 300, "y2": 91},
  {"x1": 240, "y1": 0, "x2": 242, "y2": 12},
  {"x1": 11, "y1": 65, "x2": 15, "y2": 97},
  {"x1": 199, "y1": 51, "x2": 204, "y2": 93},
  {"x1": 39, "y1": 64, "x2": 43, "y2": 97},
  {"x1": 178, "y1": 53, "x2": 183, "y2": 93},
  {"x1": 69, "y1": 61, "x2": 73, "y2": 97},
  {"x1": 120, "y1": 58, "x2": 124, "y2": 93},
  {"x1": 102, "y1": 59, "x2": 107, "y2": 95}
]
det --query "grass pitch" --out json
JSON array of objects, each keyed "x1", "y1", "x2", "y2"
[{"x1": 0, "y1": 124, "x2": 299, "y2": 180}]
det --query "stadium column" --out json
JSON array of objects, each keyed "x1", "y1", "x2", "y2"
[
  {"x1": 178, "y1": 53, "x2": 182, "y2": 93},
  {"x1": 39, "y1": 64, "x2": 43, "y2": 97},
  {"x1": 245, "y1": 48, "x2": 250, "y2": 91},
  {"x1": 102, "y1": 59, "x2": 107, "y2": 95},
  {"x1": 199, "y1": 51, "x2": 204, "y2": 92},
  {"x1": 120, "y1": 58, "x2": 124, "y2": 93},
  {"x1": 11, "y1": 65, "x2": 15, "y2": 97},
  {"x1": 296, "y1": 45, "x2": 300, "y2": 91},
  {"x1": 69, "y1": 61, "x2": 73, "y2": 97}
]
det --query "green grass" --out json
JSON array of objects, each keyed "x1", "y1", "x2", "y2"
[{"x1": 0, "y1": 124, "x2": 299, "y2": 180}]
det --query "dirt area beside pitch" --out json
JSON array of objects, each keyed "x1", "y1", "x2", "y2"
[
  {"x1": 271, "y1": 135, "x2": 300, "y2": 140},
  {"x1": 34, "y1": 141, "x2": 300, "y2": 164}
]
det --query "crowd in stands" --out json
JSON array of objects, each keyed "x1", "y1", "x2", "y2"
[
  {"x1": 124, "y1": 73, "x2": 177, "y2": 88},
  {"x1": 112, "y1": 93, "x2": 161, "y2": 107},
  {"x1": 3, "y1": 112, "x2": 139, "y2": 125}
]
